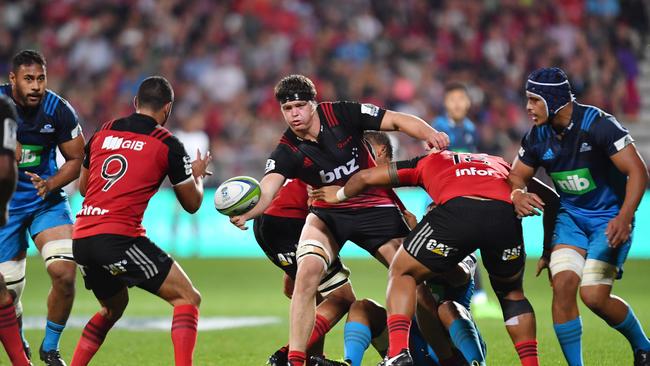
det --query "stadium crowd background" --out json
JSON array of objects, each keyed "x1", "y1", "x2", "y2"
[{"x1": 1, "y1": 0, "x2": 648, "y2": 185}]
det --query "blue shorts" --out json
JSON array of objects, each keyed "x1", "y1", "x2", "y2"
[
  {"x1": 552, "y1": 210, "x2": 632, "y2": 278},
  {"x1": 0, "y1": 199, "x2": 74, "y2": 262}
]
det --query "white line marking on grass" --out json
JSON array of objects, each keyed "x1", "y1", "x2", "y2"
[{"x1": 23, "y1": 316, "x2": 280, "y2": 331}]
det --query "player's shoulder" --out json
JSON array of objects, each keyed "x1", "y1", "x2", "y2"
[
  {"x1": 0, "y1": 84, "x2": 10, "y2": 96},
  {"x1": 44, "y1": 89, "x2": 77, "y2": 118},
  {"x1": 276, "y1": 128, "x2": 300, "y2": 153},
  {"x1": 575, "y1": 103, "x2": 624, "y2": 133},
  {"x1": 523, "y1": 124, "x2": 551, "y2": 146}
]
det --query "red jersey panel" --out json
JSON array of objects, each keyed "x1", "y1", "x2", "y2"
[
  {"x1": 264, "y1": 179, "x2": 309, "y2": 219},
  {"x1": 395, "y1": 151, "x2": 512, "y2": 205},
  {"x1": 73, "y1": 114, "x2": 192, "y2": 239}
]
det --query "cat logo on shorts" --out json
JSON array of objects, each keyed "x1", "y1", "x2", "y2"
[
  {"x1": 425, "y1": 240, "x2": 456, "y2": 257},
  {"x1": 502, "y1": 246, "x2": 522, "y2": 261},
  {"x1": 277, "y1": 252, "x2": 295, "y2": 267}
]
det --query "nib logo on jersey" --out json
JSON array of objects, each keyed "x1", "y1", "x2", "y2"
[
  {"x1": 102, "y1": 135, "x2": 145, "y2": 151},
  {"x1": 319, "y1": 158, "x2": 360, "y2": 183},
  {"x1": 550, "y1": 168, "x2": 597, "y2": 195}
]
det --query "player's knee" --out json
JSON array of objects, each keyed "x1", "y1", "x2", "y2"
[
  {"x1": 296, "y1": 239, "x2": 332, "y2": 275},
  {"x1": 549, "y1": 248, "x2": 585, "y2": 280},
  {"x1": 489, "y1": 271, "x2": 524, "y2": 300},
  {"x1": 0, "y1": 259, "x2": 26, "y2": 314},
  {"x1": 578, "y1": 287, "x2": 608, "y2": 314},
  {"x1": 41, "y1": 239, "x2": 75, "y2": 269},
  {"x1": 551, "y1": 272, "x2": 580, "y2": 299},
  {"x1": 101, "y1": 305, "x2": 125, "y2": 322},
  {"x1": 186, "y1": 287, "x2": 201, "y2": 307},
  {"x1": 48, "y1": 263, "x2": 76, "y2": 291},
  {"x1": 348, "y1": 298, "x2": 382, "y2": 325},
  {"x1": 437, "y1": 301, "x2": 458, "y2": 325},
  {"x1": 499, "y1": 298, "x2": 535, "y2": 325}
]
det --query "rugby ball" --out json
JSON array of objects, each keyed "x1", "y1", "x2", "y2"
[{"x1": 214, "y1": 176, "x2": 261, "y2": 216}]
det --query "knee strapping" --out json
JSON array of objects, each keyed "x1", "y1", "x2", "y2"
[
  {"x1": 550, "y1": 248, "x2": 585, "y2": 279},
  {"x1": 296, "y1": 240, "x2": 332, "y2": 272},
  {"x1": 499, "y1": 298, "x2": 534, "y2": 325},
  {"x1": 581, "y1": 259, "x2": 617, "y2": 287},
  {"x1": 41, "y1": 239, "x2": 74, "y2": 268},
  {"x1": 0, "y1": 259, "x2": 26, "y2": 317}
]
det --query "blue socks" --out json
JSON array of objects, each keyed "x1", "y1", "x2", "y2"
[
  {"x1": 344, "y1": 322, "x2": 372, "y2": 366},
  {"x1": 42, "y1": 320, "x2": 65, "y2": 352},
  {"x1": 449, "y1": 318, "x2": 485, "y2": 365},
  {"x1": 613, "y1": 306, "x2": 650, "y2": 352},
  {"x1": 554, "y1": 317, "x2": 584, "y2": 366}
]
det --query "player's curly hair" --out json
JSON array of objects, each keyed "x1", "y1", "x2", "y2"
[
  {"x1": 11, "y1": 50, "x2": 46, "y2": 71},
  {"x1": 274, "y1": 74, "x2": 317, "y2": 103}
]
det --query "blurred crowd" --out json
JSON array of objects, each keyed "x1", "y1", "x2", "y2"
[{"x1": 1, "y1": 0, "x2": 647, "y2": 185}]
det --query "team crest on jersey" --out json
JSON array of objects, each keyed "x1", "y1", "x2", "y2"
[
  {"x1": 502, "y1": 245, "x2": 522, "y2": 261},
  {"x1": 579, "y1": 142, "x2": 592, "y2": 153},
  {"x1": 303, "y1": 157, "x2": 313, "y2": 167},
  {"x1": 277, "y1": 252, "x2": 295, "y2": 267},
  {"x1": 39, "y1": 123, "x2": 55, "y2": 133},
  {"x1": 265, "y1": 159, "x2": 276, "y2": 174},
  {"x1": 518, "y1": 147, "x2": 525, "y2": 157},
  {"x1": 360, "y1": 103, "x2": 379, "y2": 117},
  {"x1": 425, "y1": 239, "x2": 457, "y2": 257}
]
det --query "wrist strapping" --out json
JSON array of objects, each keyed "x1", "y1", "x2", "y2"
[{"x1": 336, "y1": 187, "x2": 348, "y2": 202}]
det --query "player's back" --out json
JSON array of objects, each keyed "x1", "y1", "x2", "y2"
[{"x1": 74, "y1": 113, "x2": 191, "y2": 239}]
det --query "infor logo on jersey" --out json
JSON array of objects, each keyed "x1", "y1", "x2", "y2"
[{"x1": 550, "y1": 168, "x2": 596, "y2": 195}]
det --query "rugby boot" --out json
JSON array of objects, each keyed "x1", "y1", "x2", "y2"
[
  {"x1": 309, "y1": 355, "x2": 351, "y2": 366},
  {"x1": 634, "y1": 347, "x2": 650, "y2": 366},
  {"x1": 39, "y1": 343, "x2": 67, "y2": 366},
  {"x1": 268, "y1": 346, "x2": 289, "y2": 366},
  {"x1": 378, "y1": 349, "x2": 413, "y2": 366}
]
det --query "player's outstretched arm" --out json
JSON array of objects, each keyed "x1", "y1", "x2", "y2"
[
  {"x1": 607, "y1": 144, "x2": 649, "y2": 247},
  {"x1": 508, "y1": 157, "x2": 545, "y2": 218},
  {"x1": 310, "y1": 165, "x2": 392, "y2": 204},
  {"x1": 174, "y1": 150, "x2": 212, "y2": 214},
  {"x1": 0, "y1": 154, "x2": 17, "y2": 226},
  {"x1": 379, "y1": 110, "x2": 449, "y2": 150},
  {"x1": 230, "y1": 172, "x2": 285, "y2": 230}
]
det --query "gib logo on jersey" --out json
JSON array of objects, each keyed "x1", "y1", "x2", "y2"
[
  {"x1": 101, "y1": 135, "x2": 145, "y2": 151},
  {"x1": 319, "y1": 158, "x2": 360, "y2": 183},
  {"x1": 550, "y1": 168, "x2": 596, "y2": 195},
  {"x1": 455, "y1": 167, "x2": 496, "y2": 177},
  {"x1": 18, "y1": 144, "x2": 43, "y2": 168}
]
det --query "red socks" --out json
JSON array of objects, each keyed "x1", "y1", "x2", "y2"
[
  {"x1": 171, "y1": 304, "x2": 199, "y2": 366},
  {"x1": 288, "y1": 350, "x2": 306, "y2": 366},
  {"x1": 387, "y1": 314, "x2": 411, "y2": 358},
  {"x1": 71, "y1": 312, "x2": 116, "y2": 366},
  {"x1": 307, "y1": 314, "x2": 331, "y2": 349},
  {"x1": 515, "y1": 340, "x2": 539, "y2": 366},
  {"x1": 0, "y1": 302, "x2": 30, "y2": 366}
]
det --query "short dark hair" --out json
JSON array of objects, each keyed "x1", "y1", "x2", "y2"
[
  {"x1": 274, "y1": 74, "x2": 317, "y2": 103},
  {"x1": 0, "y1": 95, "x2": 17, "y2": 122},
  {"x1": 136, "y1": 76, "x2": 174, "y2": 111},
  {"x1": 11, "y1": 50, "x2": 46, "y2": 71},
  {"x1": 444, "y1": 82, "x2": 468, "y2": 95},
  {"x1": 364, "y1": 131, "x2": 393, "y2": 160}
]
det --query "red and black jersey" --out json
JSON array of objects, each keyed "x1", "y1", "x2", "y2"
[
  {"x1": 394, "y1": 151, "x2": 512, "y2": 205},
  {"x1": 264, "y1": 178, "x2": 309, "y2": 219},
  {"x1": 265, "y1": 101, "x2": 397, "y2": 209},
  {"x1": 73, "y1": 113, "x2": 192, "y2": 239}
]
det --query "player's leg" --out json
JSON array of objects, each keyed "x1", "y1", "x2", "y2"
[
  {"x1": 289, "y1": 213, "x2": 339, "y2": 366},
  {"x1": 578, "y1": 225, "x2": 650, "y2": 364},
  {"x1": 31, "y1": 201, "x2": 76, "y2": 362},
  {"x1": 0, "y1": 272, "x2": 31, "y2": 366},
  {"x1": 438, "y1": 300, "x2": 485, "y2": 366}
]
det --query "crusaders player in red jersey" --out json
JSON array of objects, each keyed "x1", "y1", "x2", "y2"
[
  {"x1": 231, "y1": 75, "x2": 448, "y2": 366},
  {"x1": 312, "y1": 150, "x2": 559, "y2": 366},
  {"x1": 70, "y1": 76, "x2": 211, "y2": 366}
]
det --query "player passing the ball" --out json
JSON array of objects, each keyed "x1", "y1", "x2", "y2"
[{"x1": 70, "y1": 76, "x2": 211, "y2": 366}]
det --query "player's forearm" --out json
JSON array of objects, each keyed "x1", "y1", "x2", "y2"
[
  {"x1": 47, "y1": 157, "x2": 82, "y2": 190},
  {"x1": 387, "y1": 111, "x2": 436, "y2": 140},
  {"x1": 619, "y1": 168, "x2": 649, "y2": 220},
  {"x1": 341, "y1": 169, "x2": 377, "y2": 199},
  {"x1": 242, "y1": 174, "x2": 284, "y2": 220}
]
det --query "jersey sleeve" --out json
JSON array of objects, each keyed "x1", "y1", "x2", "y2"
[
  {"x1": 1, "y1": 116, "x2": 17, "y2": 157},
  {"x1": 54, "y1": 99, "x2": 83, "y2": 144},
  {"x1": 265, "y1": 144, "x2": 299, "y2": 178},
  {"x1": 336, "y1": 101, "x2": 386, "y2": 132},
  {"x1": 590, "y1": 115, "x2": 634, "y2": 156},
  {"x1": 394, "y1": 155, "x2": 425, "y2": 186},
  {"x1": 165, "y1": 135, "x2": 193, "y2": 185},
  {"x1": 517, "y1": 130, "x2": 539, "y2": 167}
]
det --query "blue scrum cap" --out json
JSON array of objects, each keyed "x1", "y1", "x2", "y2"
[{"x1": 525, "y1": 67, "x2": 574, "y2": 120}]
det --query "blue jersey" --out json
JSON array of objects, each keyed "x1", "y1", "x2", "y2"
[
  {"x1": 0, "y1": 84, "x2": 81, "y2": 213},
  {"x1": 431, "y1": 115, "x2": 477, "y2": 153},
  {"x1": 518, "y1": 103, "x2": 633, "y2": 218}
]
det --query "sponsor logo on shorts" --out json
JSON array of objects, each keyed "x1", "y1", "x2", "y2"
[
  {"x1": 18, "y1": 144, "x2": 43, "y2": 168},
  {"x1": 425, "y1": 239, "x2": 457, "y2": 257},
  {"x1": 502, "y1": 245, "x2": 522, "y2": 261},
  {"x1": 103, "y1": 260, "x2": 127, "y2": 276},
  {"x1": 550, "y1": 168, "x2": 596, "y2": 195},
  {"x1": 101, "y1": 135, "x2": 145, "y2": 151},
  {"x1": 277, "y1": 252, "x2": 295, "y2": 267},
  {"x1": 319, "y1": 158, "x2": 360, "y2": 183}
]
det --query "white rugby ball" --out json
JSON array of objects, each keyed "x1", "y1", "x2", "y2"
[{"x1": 214, "y1": 176, "x2": 261, "y2": 216}]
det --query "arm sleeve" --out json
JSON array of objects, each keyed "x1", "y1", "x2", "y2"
[
  {"x1": 264, "y1": 144, "x2": 298, "y2": 178},
  {"x1": 55, "y1": 99, "x2": 83, "y2": 144},
  {"x1": 336, "y1": 101, "x2": 386, "y2": 132},
  {"x1": 166, "y1": 136, "x2": 193, "y2": 185},
  {"x1": 590, "y1": 115, "x2": 634, "y2": 156},
  {"x1": 1, "y1": 117, "x2": 16, "y2": 157},
  {"x1": 517, "y1": 131, "x2": 539, "y2": 167},
  {"x1": 82, "y1": 134, "x2": 94, "y2": 169},
  {"x1": 394, "y1": 155, "x2": 425, "y2": 186}
]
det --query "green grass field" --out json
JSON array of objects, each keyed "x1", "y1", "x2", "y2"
[{"x1": 9, "y1": 257, "x2": 650, "y2": 365}]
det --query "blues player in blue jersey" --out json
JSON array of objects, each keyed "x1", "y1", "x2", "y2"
[
  {"x1": 0, "y1": 50, "x2": 86, "y2": 366},
  {"x1": 508, "y1": 67, "x2": 650, "y2": 366},
  {"x1": 430, "y1": 82, "x2": 478, "y2": 154}
]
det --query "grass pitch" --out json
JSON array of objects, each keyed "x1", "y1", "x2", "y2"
[{"x1": 11, "y1": 257, "x2": 650, "y2": 365}]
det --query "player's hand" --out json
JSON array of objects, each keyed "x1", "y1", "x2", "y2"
[
  {"x1": 536, "y1": 256, "x2": 552, "y2": 286},
  {"x1": 229, "y1": 214, "x2": 249, "y2": 230},
  {"x1": 402, "y1": 209, "x2": 418, "y2": 230},
  {"x1": 310, "y1": 185, "x2": 342, "y2": 203},
  {"x1": 511, "y1": 190, "x2": 545, "y2": 218},
  {"x1": 192, "y1": 149, "x2": 213, "y2": 178},
  {"x1": 25, "y1": 171, "x2": 51, "y2": 199},
  {"x1": 605, "y1": 213, "x2": 632, "y2": 248},
  {"x1": 424, "y1": 131, "x2": 450, "y2": 151}
]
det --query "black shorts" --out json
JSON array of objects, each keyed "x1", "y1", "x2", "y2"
[
  {"x1": 73, "y1": 234, "x2": 174, "y2": 300},
  {"x1": 404, "y1": 197, "x2": 524, "y2": 278},
  {"x1": 311, "y1": 206, "x2": 409, "y2": 255}
]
